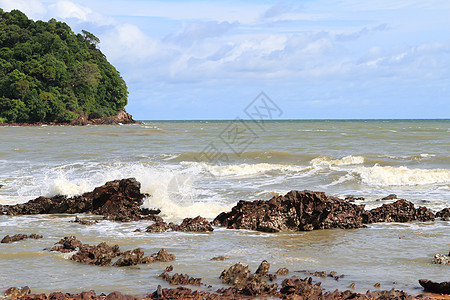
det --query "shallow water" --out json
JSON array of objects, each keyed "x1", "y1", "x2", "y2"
[{"x1": 0, "y1": 120, "x2": 449, "y2": 295}]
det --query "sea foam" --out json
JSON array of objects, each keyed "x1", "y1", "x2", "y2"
[{"x1": 310, "y1": 155, "x2": 365, "y2": 166}]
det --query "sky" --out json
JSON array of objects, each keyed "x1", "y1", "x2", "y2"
[{"x1": 1, "y1": 0, "x2": 449, "y2": 119}]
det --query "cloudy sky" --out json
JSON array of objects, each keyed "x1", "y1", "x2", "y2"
[{"x1": 2, "y1": 0, "x2": 449, "y2": 119}]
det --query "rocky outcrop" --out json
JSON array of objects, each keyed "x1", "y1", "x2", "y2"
[
  {"x1": 432, "y1": 253, "x2": 449, "y2": 265},
  {"x1": 213, "y1": 190, "x2": 366, "y2": 232},
  {"x1": 363, "y1": 200, "x2": 435, "y2": 223},
  {"x1": 70, "y1": 109, "x2": 139, "y2": 126},
  {"x1": 419, "y1": 279, "x2": 450, "y2": 294},
  {"x1": 159, "y1": 267, "x2": 203, "y2": 286},
  {"x1": 0, "y1": 178, "x2": 160, "y2": 222},
  {"x1": 1, "y1": 234, "x2": 42, "y2": 243},
  {"x1": 49, "y1": 236, "x2": 173, "y2": 267},
  {"x1": 436, "y1": 207, "x2": 450, "y2": 221},
  {"x1": 214, "y1": 191, "x2": 436, "y2": 233},
  {"x1": 145, "y1": 216, "x2": 213, "y2": 233}
]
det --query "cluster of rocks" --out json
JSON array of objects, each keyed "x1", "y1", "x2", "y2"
[
  {"x1": 432, "y1": 253, "x2": 450, "y2": 265},
  {"x1": 213, "y1": 190, "x2": 438, "y2": 233},
  {"x1": 49, "y1": 236, "x2": 175, "y2": 267},
  {"x1": 0, "y1": 178, "x2": 160, "y2": 222},
  {"x1": 145, "y1": 216, "x2": 213, "y2": 233},
  {"x1": 159, "y1": 265, "x2": 203, "y2": 286},
  {"x1": 1, "y1": 234, "x2": 42, "y2": 244}
]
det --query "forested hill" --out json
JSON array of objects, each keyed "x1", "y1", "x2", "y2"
[{"x1": 0, "y1": 9, "x2": 129, "y2": 124}]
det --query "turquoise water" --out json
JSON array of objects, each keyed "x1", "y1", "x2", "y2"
[{"x1": 0, "y1": 120, "x2": 448, "y2": 295}]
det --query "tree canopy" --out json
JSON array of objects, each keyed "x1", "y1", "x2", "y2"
[{"x1": 0, "y1": 9, "x2": 128, "y2": 123}]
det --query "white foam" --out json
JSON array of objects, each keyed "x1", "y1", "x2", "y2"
[
  {"x1": 311, "y1": 155, "x2": 365, "y2": 167},
  {"x1": 352, "y1": 165, "x2": 450, "y2": 186},
  {"x1": 182, "y1": 161, "x2": 307, "y2": 177}
]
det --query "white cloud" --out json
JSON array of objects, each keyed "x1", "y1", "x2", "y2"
[
  {"x1": 0, "y1": 0, "x2": 46, "y2": 19},
  {"x1": 48, "y1": 1, "x2": 92, "y2": 21}
]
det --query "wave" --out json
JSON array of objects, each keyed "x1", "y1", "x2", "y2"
[
  {"x1": 182, "y1": 161, "x2": 308, "y2": 177},
  {"x1": 310, "y1": 155, "x2": 365, "y2": 166},
  {"x1": 351, "y1": 165, "x2": 450, "y2": 186},
  {"x1": 173, "y1": 150, "x2": 312, "y2": 163}
]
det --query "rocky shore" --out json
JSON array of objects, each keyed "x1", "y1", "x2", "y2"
[
  {"x1": 0, "y1": 109, "x2": 140, "y2": 126},
  {"x1": 1, "y1": 178, "x2": 449, "y2": 299}
]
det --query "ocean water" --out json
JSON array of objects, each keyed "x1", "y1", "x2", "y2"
[{"x1": 0, "y1": 120, "x2": 449, "y2": 296}]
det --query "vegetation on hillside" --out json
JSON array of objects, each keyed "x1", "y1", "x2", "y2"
[{"x1": 0, "y1": 9, "x2": 128, "y2": 123}]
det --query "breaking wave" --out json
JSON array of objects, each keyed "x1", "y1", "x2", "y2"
[{"x1": 310, "y1": 155, "x2": 365, "y2": 166}]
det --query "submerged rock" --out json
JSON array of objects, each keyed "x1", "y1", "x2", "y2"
[
  {"x1": 0, "y1": 178, "x2": 160, "y2": 222},
  {"x1": 363, "y1": 199, "x2": 435, "y2": 223},
  {"x1": 159, "y1": 269, "x2": 203, "y2": 286},
  {"x1": 173, "y1": 216, "x2": 214, "y2": 232},
  {"x1": 419, "y1": 279, "x2": 450, "y2": 294},
  {"x1": 214, "y1": 190, "x2": 366, "y2": 232},
  {"x1": 1, "y1": 234, "x2": 42, "y2": 244},
  {"x1": 436, "y1": 207, "x2": 450, "y2": 221},
  {"x1": 432, "y1": 253, "x2": 450, "y2": 265}
]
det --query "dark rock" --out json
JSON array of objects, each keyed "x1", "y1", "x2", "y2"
[
  {"x1": 381, "y1": 194, "x2": 397, "y2": 200},
  {"x1": 255, "y1": 260, "x2": 270, "y2": 276},
  {"x1": 276, "y1": 268, "x2": 289, "y2": 276},
  {"x1": 219, "y1": 263, "x2": 251, "y2": 288},
  {"x1": 419, "y1": 279, "x2": 450, "y2": 294},
  {"x1": 345, "y1": 196, "x2": 365, "y2": 202},
  {"x1": 214, "y1": 190, "x2": 366, "y2": 232},
  {"x1": 145, "y1": 221, "x2": 169, "y2": 233},
  {"x1": 432, "y1": 253, "x2": 449, "y2": 265},
  {"x1": 152, "y1": 248, "x2": 175, "y2": 262},
  {"x1": 363, "y1": 200, "x2": 435, "y2": 223},
  {"x1": 71, "y1": 216, "x2": 97, "y2": 225},
  {"x1": 3, "y1": 286, "x2": 31, "y2": 299},
  {"x1": 279, "y1": 276, "x2": 322, "y2": 297},
  {"x1": 436, "y1": 207, "x2": 450, "y2": 221},
  {"x1": 50, "y1": 236, "x2": 83, "y2": 253},
  {"x1": 113, "y1": 248, "x2": 144, "y2": 267},
  {"x1": 71, "y1": 242, "x2": 121, "y2": 266},
  {"x1": 1, "y1": 234, "x2": 42, "y2": 243},
  {"x1": 175, "y1": 216, "x2": 214, "y2": 232},
  {"x1": 211, "y1": 256, "x2": 226, "y2": 261},
  {"x1": 159, "y1": 270, "x2": 203, "y2": 286}
]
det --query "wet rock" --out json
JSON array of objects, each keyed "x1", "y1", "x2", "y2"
[
  {"x1": 211, "y1": 256, "x2": 226, "y2": 261},
  {"x1": 145, "y1": 221, "x2": 169, "y2": 233},
  {"x1": 344, "y1": 195, "x2": 365, "y2": 202},
  {"x1": 1, "y1": 234, "x2": 42, "y2": 244},
  {"x1": 50, "y1": 236, "x2": 83, "y2": 253},
  {"x1": 71, "y1": 216, "x2": 97, "y2": 225},
  {"x1": 369, "y1": 288, "x2": 413, "y2": 299},
  {"x1": 255, "y1": 260, "x2": 270, "y2": 276},
  {"x1": 175, "y1": 216, "x2": 213, "y2": 232},
  {"x1": 152, "y1": 248, "x2": 175, "y2": 262},
  {"x1": 381, "y1": 194, "x2": 397, "y2": 200},
  {"x1": 363, "y1": 199, "x2": 435, "y2": 223},
  {"x1": 0, "y1": 178, "x2": 157, "y2": 222},
  {"x1": 159, "y1": 270, "x2": 203, "y2": 286},
  {"x1": 279, "y1": 276, "x2": 322, "y2": 297},
  {"x1": 214, "y1": 190, "x2": 366, "y2": 232},
  {"x1": 436, "y1": 207, "x2": 450, "y2": 221},
  {"x1": 432, "y1": 253, "x2": 449, "y2": 265},
  {"x1": 419, "y1": 279, "x2": 450, "y2": 294},
  {"x1": 276, "y1": 268, "x2": 289, "y2": 276},
  {"x1": 220, "y1": 263, "x2": 251, "y2": 288},
  {"x1": 72, "y1": 242, "x2": 121, "y2": 266},
  {"x1": 113, "y1": 248, "x2": 145, "y2": 267},
  {"x1": 3, "y1": 286, "x2": 31, "y2": 299}
]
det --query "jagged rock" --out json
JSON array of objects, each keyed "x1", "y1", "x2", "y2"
[
  {"x1": 255, "y1": 260, "x2": 270, "y2": 276},
  {"x1": 432, "y1": 253, "x2": 449, "y2": 265},
  {"x1": 220, "y1": 263, "x2": 251, "y2": 288},
  {"x1": 1, "y1": 234, "x2": 42, "y2": 243},
  {"x1": 214, "y1": 190, "x2": 366, "y2": 232},
  {"x1": 159, "y1": 270, "x2": 203, "y2": 286},
  {"x1": 113, "y1": 248, "x2": 145, "y2": 267},
  {"x1": 175, "y1": 216, "x2": 214, "y2": 232},
  {"x1": 381, "y1": 194, "x2": 397, "y2": 200},
  {"x1": 276, "y1": 268, "x2": 289, "y2": 276},
  {"x1": 211, "y1": 256, "x2": 226, "y2": 261},
  {"x1": 71, "y1": 216, "x2": 97, "y2": 225},
  {"x1": 145, "y1": 221, "x2": 169, "y2": 233},
  {"x1": 3, "y1": 286, "x2": 31, "y2": 299},
  {"x1": 0, "y1": 178, "x2": 158, "y2": 222},
  {"x1": 419, "y1": 279, "x2": 450, "y2": 294},
  {"x1": 50, "y1": 236, "x2": 83, "y2": 253},
  {"x1": 70, "y1": 109, "x2": 139, "y2": 126},
  {"x1": 152, "y1": 248, "x2": 175, "y2": 262},
  {"x1": 72, "y1": 242, "x2": 121, "y2": 266},
  {"x1": 279, "y1": 277, "x2": 322, "y2": 297},
  {"x1": 363, "y1": 200, "x2": 435, "y2": 223},
  {"x1": 436, "y1": 208, "x2": 450, "y2": 221}
]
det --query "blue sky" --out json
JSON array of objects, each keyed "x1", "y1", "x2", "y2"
[{"x1": 1, "y1": 0, "x2": 449, "y2": 119}]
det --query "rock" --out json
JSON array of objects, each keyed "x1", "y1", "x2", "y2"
[
  {"x1": 71, "y1": 242, "x2": 121, "y2": 266},
  {"x1": 381, "y1": 194, "x2": 397, "y2": 200},
  {"x1": 220, "y1": 263, "x2": 251, "y2": 288},
  {"x1": 145, "y1": 221, "x2": 169, "y2": 233},
  {"x1": 175, "y1": 216, "x2": 214, "y2": 232},
  {"x1": 214, "y1": 190, "x2": 366, "y2": 232},
  {"x1": 71, "y1": 216, "x2": 97, "y2": 225},
  {"x1": 276, "y1": 268, "x2": 289, "y2": 276},
  {"x1": 211, "y1": 256, "x2": 226, "y2": 261},
  {"x1": 152, "y1": 248, "x2": 175, "y2": 262},
  {"x1": 70, "y1": 109, "x2": 139, "y2": 126},
  {"x1": 255, "y1": 260, "x2": 270, "y2": 276},
  {"x1": 419, "y1": 279, "x2": 450, "y2": 294},
  {"x1": 113, "y1": 248, "x2": 144, "y2": 267},
  {"x1": 1, "y1": 234, "x2": 42, "y2": 243},
  {"x1": 3, "y1": 286, "x2": 31, "y2": 299},
  {"x1": 159, "y1": 270, "x2": 203, "y2": 286},
  {"x1": 436, "y1": 207, "x2": 450, "y2": 221},
  {"x1": 432, "y1": 253, "x2": 450, "y2": 265},
  {"x1": 50, "y1": 236, "x2": 83, "y2": 253},
  {"x1": 0, "y1": 178, "x2": 157, "y2": 222},
  {"x1": 362, "y1": 200, "x2": 435, "y2": 223},
  {"x1": 279, "y1": 277, "x2": 322, "y2": 297}
]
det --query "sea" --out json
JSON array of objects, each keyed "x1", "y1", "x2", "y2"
[{"x1": 0, "y1": 119, "x2": 449, "y2": 296}]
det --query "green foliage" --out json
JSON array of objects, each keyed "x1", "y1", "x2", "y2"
[{"x1": 0, "y1": 9, "x2": 128, "y2": 123}]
